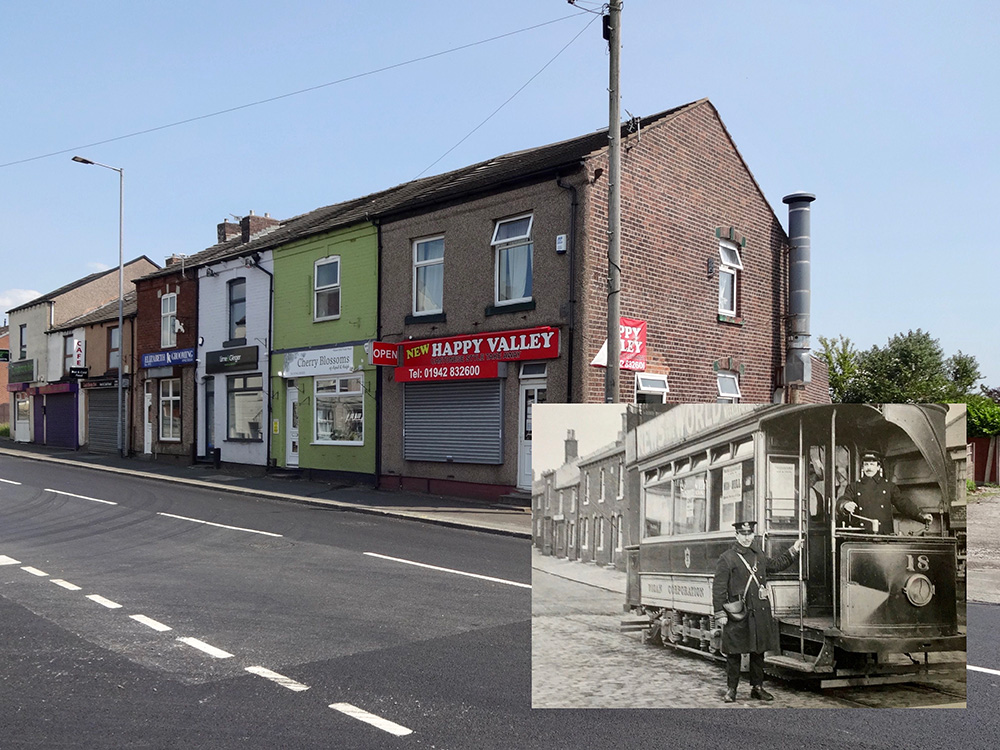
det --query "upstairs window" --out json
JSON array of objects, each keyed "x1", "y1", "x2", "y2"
[
  {"x1": 492, "y1": 214, "x2": 533, "y2": 305},
  {"x1": 63, "y1": 335, "x2": 75, "y2": 376},
  {"x1": 229, "y1": 278, "x2": 247, "y2": 340},
  {"x1": 161, "y1": 293, "x2": 177, "y2": 348},
  {"x1": 635, "y1": 374, "x2": 670, "y2": 403},
  {"x1": 314, "y1": 257, "x2": 341, "y2": 321},
  {"x1": 717, "y1": 371, "x2": 742, "y2": 403},
  {"x1": 718, "y1": 240, "x2": 743, "y2": 317},
  {"x1": 413, "y1": 236, "x2": 444, "y2": 315},
  {"x1": 108, "y1": 326, "x2": 120, "y2": 371},
  {"x1": 19, "y1": 324, "x2": 27, "y2": 359}
]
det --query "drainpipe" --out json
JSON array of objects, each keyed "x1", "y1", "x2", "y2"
[
  {"x1": 557, "y1": 175, "x2": 579, "y2": 403},
  {"x1": 247, "y1": 254, "x2": 274, "y2": 470},
  {"x1": 782, "y1": 192, "x2": 816, "y2": 398},
  {"x1": 374, "y1": 218, "x2": 384, "y2": 487}
]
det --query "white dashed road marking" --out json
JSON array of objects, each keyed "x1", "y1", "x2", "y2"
[
  {"x1": 329, "y1": 703, "x2": 413, "y2": 737},
  {"x1": 969, "y1": 665, "x2": 1000, "y2": 677},
  {"x1": 21, "y1": 566, "x2": 48, "y2": 576},
  {"x1": 364, "y1": 551, "x2": 531, "y2": 589},
  {"x1": 87, "y1": 594, "x2": 122, "y2": 609},
  {"x1": 130, "y1": 614, "x2": 172, "y2": 632},
  {"x1": 45, "y1": 489, "x2": 117, "y2": 506},
  {"x1": 157, "y1": 512, "x2": 282, "y2": 537},
  {"x1": 51, "y1": 579, "x2": 82, "y2": 590},
  {"x1": 0, "y1": 478, "x2": 22, "y2": 485},
  {"x1": 245, "y1": 666, "x2": 310, "y2": 692},
  {"x1": 177, "y1": 637, "x2": 234, "y2": 659},
  {"x1": 0, "y1": 555, "x2": 21, "y2": 565}
]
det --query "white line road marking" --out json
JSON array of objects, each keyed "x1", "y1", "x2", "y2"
[
  {"x1": 157, "y1": 512, "x2": 282, "y2": 537},
  {"x1": 0, "y1": 478, "x2": 22, "y2": 485},
  {"x1": 45, "y1": 489, "x2": 117, "y2": 506},
  {"x1": 130, "y1": 614, "x2": 172, "y2": 632},
  {"x1": 969, "y1": 665, "x2": 1000, "y2": 677},
  {"x1": 177, "y1": 637, "x2": 233, "y2": 659},
  {"x1": 51, "y1": 579, "x2": 82, "y2": 590},
  {"x1": 329, "y1": 703, "x2": 413, "y2": 737},
  {"x1": 364, "y1": 552, "x2": 531, "y2": 589},
  {"x1": 0, "y1": 555, "x2": 22, "y2": 565},
  {"x1": 87, "y1": 594, "x2": 122, "y2": 609},
  {"x1": 245, "y1": 666, "x2": 310, "y2": 692},
  {"x1": 21, "y1": 566, "x2": 48, "y2": 577}
]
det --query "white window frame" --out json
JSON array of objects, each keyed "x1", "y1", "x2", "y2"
[
  {"x1": 618, "y1": 458, "x2": 625, "y2": 499},
  {"x1": 597, "y1": 516, "x2": 605, "y2": 551},
  {"x1": 717, "y1": 371, "x2": 742, "y2": 403},
  {"x1": 314, "y1": 256, "x2": 341, "y2": 322},
  {"x1": 229, "y1": 278, "x2": 247, "y2": 340},
  {"x1": 571, "y1": 487, "x2": 578, "y2": 513},
  {"x1": 161, "y1": 293, "x2": 177, "y2": 348},
  {"x1": 492, "y1": 213, "x2": 534, "y2": 306},
  {"x1": 616, "y1": 514, "x2": 624, "y2": 551},
  {"x1": 108, "y1": 326, "x2": 120, "y2": 371},
  {"x1": 584, "y1": 472, "x2": 590, "y2": 504},
  {"x1": 582, "y1": 517, "x2": 589, "y2": 549},
  {"x1": 600, "y1": 468, "x2": 606, "y2": 503},
  {"x1": 159, "y1": 377, "x2": 181, "y2": 441},
  {"x1": 412, "y1": 236, "x2": 444, "y2": 316},
  {"x1": 63, "y1": 334, "x2": 75, "y2": 377},
  {"x1": 313, "y1": 373, "x2": 364, "y2": 445},
  {"x1": 718, "y1": 240, "x2": 743, "y2": 317},
  {"x1": 635, "y1": 374, "x2": 670, "y2": 403},
  {"x1": 19, "y1": 324, "x2": 27, "y2": 359}
]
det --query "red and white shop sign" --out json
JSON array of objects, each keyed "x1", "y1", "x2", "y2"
[
  {"x1": 395, "y1": 326, "x2": 559, "y2": 382},
  {"x1": 590, "y1": 317, "x2": 647, "y2": 371},
  {"x1": 368, "y1": 341, "x2": 400, "y2": 367}
]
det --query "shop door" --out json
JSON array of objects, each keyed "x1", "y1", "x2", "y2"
[
  {"x1": 205, "y1": 379, "x2": 215, "y2": 454},
  {"x1": 286, "y1": 384, "x2": 299, "y2": 468},
  {"x1": 45, "y1": 392, "x2": 77, "y2": 449},
  {"x1": 517, "y1": 382, "x2": 546, "y2": 490},
  {"x1": 14, "y1": 392, "x2": 30, "y2": 442},
  {"x1": 33, "y1": 395, "x2": 45, "y2": 445},
  {"x1": 143, "y1": 390, "x2": 152, "y2": 454},
  {"x1": 88, "y1": 388, "x2": 122, "y2": 454}
]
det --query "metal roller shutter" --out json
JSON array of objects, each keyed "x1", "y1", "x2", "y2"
[
  {"x1": 404, "y1": 380, "x2": 503, "y2": 464},
  {"x1": 44, "y1": 393, "x2": 77, "y2": 449},
  {"x1": 88, "y1": 388, "x2": 125, "y2": 454}
]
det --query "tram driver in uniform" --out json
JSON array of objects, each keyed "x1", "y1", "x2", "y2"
[
  {"x1": 836, "y1": 451, "x2": 933, "y2": 534},
  {"x1": 713, "y1": 520, "x2": 803, "y2": 703}
]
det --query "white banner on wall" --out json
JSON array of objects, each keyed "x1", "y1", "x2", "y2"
[{"x1": 283, "y1": 346, "x2": 354, "y2": 378}]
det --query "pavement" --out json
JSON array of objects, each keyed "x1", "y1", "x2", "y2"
[
  {"x1": 0, "y1": 440, "x2": 531, "y2": 539},
  {"x1": 531, "y1": 548, "x2": 626, "y2": 594}
]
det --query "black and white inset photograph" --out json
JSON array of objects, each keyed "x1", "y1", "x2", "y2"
[{"x1": 531, "y1": 403, "x2": 967, "y2": 708}]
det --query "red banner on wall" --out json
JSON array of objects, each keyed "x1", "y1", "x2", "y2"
[
  {"x1": 590, "y1": 317, "x2": 647, "y2": 371},
  {"x1": 395, "y1": 326, "x2": 559, "y2": 382}
]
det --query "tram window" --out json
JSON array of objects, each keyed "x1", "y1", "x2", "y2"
[
  {"x1": 808, "y1": 446, "x2": 827, "y2": 519},
  {"x1": 767, "y1": 456, "x2": 799, "y2": 529},
  {"x1": 712, "y1": 461, "x2": 747, "y2": 528},
  {"x1": 673, "y1": 473, "x2": 708, "y2": 535},
  {"x1": 741, "y1": 459, "x2": 755, "y2": 520},
  {"x1": 643, "y1": 482, "x2": 672, "y2": 538}
]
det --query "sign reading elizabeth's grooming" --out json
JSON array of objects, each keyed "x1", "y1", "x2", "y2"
[
  {"x1": 141, "y1": 348, "x2": 196, "y2": 368},
  {"x1": 394, "y1": 326, "x2": 559, "y2": 382},
  {"x1": 283, "y1": 346, "x2": 354, "y2": 378},
  {"x1": 206, "y1": 346, "x2": 259, "y2": 374}
]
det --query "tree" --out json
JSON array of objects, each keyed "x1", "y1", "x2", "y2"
[
  {"x1": 967, "y1": 394, "x2": 1000, "y2": 437},
  {"x1": 820, "y1": 329, "x2": 982, "y2": 403},
  {"x1": 817, "y1": 334, "x2": 858, "y2": 403}
]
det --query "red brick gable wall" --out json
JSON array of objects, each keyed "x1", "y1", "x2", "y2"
[
  {"x1": 576, "y1": 101, "x2": 789, "y2": 404},
  {"x1": 134, "y1": 273, "x2": 199, "y2": 355}
]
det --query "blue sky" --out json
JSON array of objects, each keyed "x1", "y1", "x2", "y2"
[{"x1": 2, "y1": 1, "x2": 996, "y2": 387}]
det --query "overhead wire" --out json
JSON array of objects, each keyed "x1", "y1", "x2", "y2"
[
  {"x1": 0, "y1": 12, "x2": 589, "y2": 169},
  {"x1": 413, "y1": 11, "x2": 601, "y2": 179}
]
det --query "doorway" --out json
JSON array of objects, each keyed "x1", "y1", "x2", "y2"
[{"x1": 286, "y1": 382, "x2": 299, "y2": 468}]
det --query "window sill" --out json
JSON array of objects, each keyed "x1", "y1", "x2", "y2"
[
  {"x1": 311, "y1": 440, "x2": 364, "y2": 447},
  {"x1": 485, "y1": 300, "x2": 535, "y2": 316},
  {"x1": 223, "y1": 338, "x2": 247, "y2": 348},
  {"x1": 313, "y1": 316, "x2": 342, "y2": 323},
  {"x1": 717, "y1": 314, "x2": 743, "y2": 325},
  {"x1": 405, "y1": 312, "x2": 446, "y2": 325}
]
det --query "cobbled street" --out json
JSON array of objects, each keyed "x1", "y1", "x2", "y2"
[{"x1": 532, "y1": 554, "x2": 966, "y2": 709}]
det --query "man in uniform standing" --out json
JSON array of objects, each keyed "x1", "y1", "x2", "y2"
[
  {"x1": 713, "y1": 520, "x2": 803, "y2": 703},
  {"x1": 837, "y1": 451, "x2": 933, "y2": 533}
]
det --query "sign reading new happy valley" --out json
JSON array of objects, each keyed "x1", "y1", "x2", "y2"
[{"x1": 395, "y1": 326, "x2": 559, "y2": 382}]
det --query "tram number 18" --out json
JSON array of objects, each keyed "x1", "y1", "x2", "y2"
[{"x1": 905, "y1": 554, "x2": 930, "y2": 572}]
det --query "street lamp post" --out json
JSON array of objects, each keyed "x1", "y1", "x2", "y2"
[{"x1": 72, "y1": 156, "x2": 125, "y2": 458}]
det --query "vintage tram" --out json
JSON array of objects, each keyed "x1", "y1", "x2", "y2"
[{"x1": 622, "y1": 404, "x2": 965, "y2": 687}]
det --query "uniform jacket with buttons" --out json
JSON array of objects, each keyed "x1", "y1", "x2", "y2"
[{"x1": 836, "y1": 475, "x2": 924, "y2": 533}]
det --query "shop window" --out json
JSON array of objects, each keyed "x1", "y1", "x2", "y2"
[
  {"x1": 315, "y1": 374, "x2": 363, "y2": 444},
  {"x1": 161, "y1": 293, "x2": 177, "y2": 348},
  {"x1": 635, "y1": 374, "x2": 669, "y2": 403},
  {"x1": 314, "y1": 256, "x2": 341, "y2": 321},
  {"x1": 717, "y1": 371, "x2": 741, "y2": 403},
  {"x1": 108, "y1": 326, "x2": 120, "y2": 371},
  {"x1": 229, "y1": 278, "x2": 247, "y2": 341},
  {"x1": 718, "y1": 240, "x2": 743, "y2": 317},
  {"x1": 159, "y1": 378, "x2": 181, "y2": 441},
  {"x1": 492, "y1": 214, "x2": 533, "y2": 305},
  {"x1": 413, "y1": 236, "x2": 444, "y2": 315},
  {"x1": 227, "y1": 374, "x2": 263, "y2": 441}
]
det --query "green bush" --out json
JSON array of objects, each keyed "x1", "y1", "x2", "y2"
[
  {"x1": 967, "y1": 479, "x2": 978, "y2": 494},
  {"x1": 0, "y1": 423, "x2": 9, "y2": 438}
]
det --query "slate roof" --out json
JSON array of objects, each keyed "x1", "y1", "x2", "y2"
[
  {"x1": 7, "y1": 256, "x2": 159, "y2": 314},
  {"x1": 49, "y1": 291, "x2": 138, "y2": 332},
  {"x1": 137, "y1": 100, "x2": 702, "y2": 282}
]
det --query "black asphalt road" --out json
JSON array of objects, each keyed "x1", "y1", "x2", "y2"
[{"x1": 1, "y1": 454, "x2": 997, "y2": 748}]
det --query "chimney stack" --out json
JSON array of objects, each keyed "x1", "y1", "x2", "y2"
[
  {"x1": 782, "y1": 192, "x2": 816, "y2": 386},
  {"x1": 565, "y1": 429, "x2": 578, "y2": 464},
  {"x1": 240, "y1": 210, "x2": 279, "y2": 244},
  {"x1": 217, "y1": 220, "x2": 241, "y2": 244},
  {"x1": 164, "y1": 254, "x2": 185, "y2": 267}
]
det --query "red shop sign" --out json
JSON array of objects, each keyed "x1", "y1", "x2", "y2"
[{"x1": 396, "y1": 326, "x2": 559, "y2": 382}]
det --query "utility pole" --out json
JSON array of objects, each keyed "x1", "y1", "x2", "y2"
[{"x1": 604, "y1": 0, "x2": 622, "y2": 403}]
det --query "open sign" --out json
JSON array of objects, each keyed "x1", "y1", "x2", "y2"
[{"x1": 368, "y1": 341, "x2": 399, "y2": 367}]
